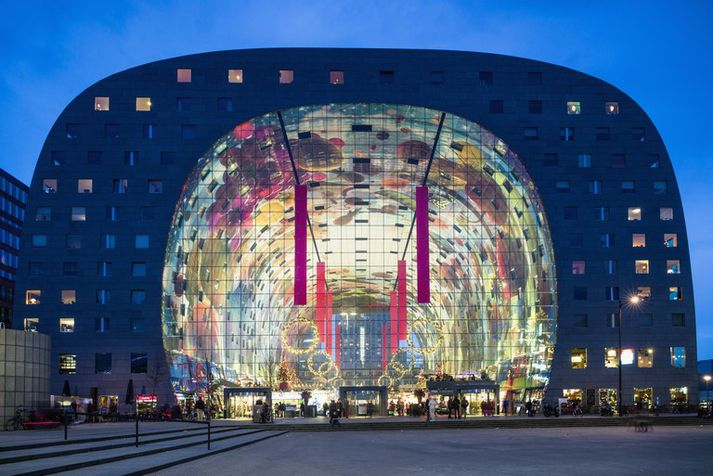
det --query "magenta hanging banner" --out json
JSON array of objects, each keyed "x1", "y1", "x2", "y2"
[
  {"x1": 389, "y1": 290, "x2": 398, "y2": 355},
  {"x1": 294, "y1": 184, "x2": 308, "y2": 305},
  {"x1": 316, "y1": 262, "x2": 326, "y2": 339},
  {"x1": 416, "y1": 186, "x2": 431, "y2": 303},
  {"x1": 397, "y1": 260, "x2": 407, "y2": 341}
]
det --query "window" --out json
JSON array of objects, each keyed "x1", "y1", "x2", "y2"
[
  {"x1": 653, "y1": 181, "x2": 667, "y2": 194},
  {"x1": 528, "y1": 100, "x2": 543, "y2": 114},
  {"x1": 637, "y1": 348, "x2": 653, "y2": 367},
  {"x1": 217, "y1": 97, "x2": 233, "y2": 112},
  {"x1": 131, "y1": 353, "x2": 148, "y2": 373},
  {"x1": 132, "y1": 262, "x2": 147, "y2": 277},
  {"x1": 527, "y1": 72, "x2": 542, "y2": 85},
  {"x1": 140, "y1": 207, "x2": 155, "y2": 221},
  {"x1": 560, "y1": 127, "x2": 574, "y2": 141},
  {"x1": 95, "y1": 317, "x2": 110, "y2": 333},
  {"x1": 87, "y1": 151, "x2": 102, "y2": 165},
  {"x1": 595, "y1": 207, "x2": 609, "y2": 221},
  {"x1": 105, "y1": 124, "x2": 120, "y2": 138},
  {"x1": 479, "y1": 71, "x2": 493, "y2": 85},
  {"x1": 571, "y1": 348, "x2": 587, "y2": 369},
  {"x1": 24, "y1": 317, "x2": 39, "y2": 332},
  {"x1": 379, "y1": 70, "x2": 395, "y2": 84},
  {"x1": 95, "y1": 353, "x2": 112, "y2": 374},
  {"x1": 77, "y1": 179, "x2": 93, "y2": 193},
  {"x1": 71, "y1": 207, "x2": 86, "y2": 221},
  {"x1": 632, "y1": 127, "x2": 646, "y2": 142},
  {"x1": 65, "y1": 124, "x2": 79, "y2": 139},
  {"x1": 59, "y1": 317, "x2": 75, "y2": 333},
  {"x1": 523, "y1": 127, "x2": 538, "y2": 140},
  {"x1": 106, "y1": 206, "x2": 119, "y2": 220},
  {"x1": 664, "y1": 233, "x2": 678, "y2": 248},
  {"x1": 489, "y1": 100, "x2": 503, "y2": 113},
  {"x1": 66, "y1": 235, "x2": 82, "y2": 249},
  {"x1": 627, "y1": 207, "x2": 641, "y2": 221},
  {"x1": 113, "y1": 179, "x2": 128, "y2": 193},
  {"x1": 660, "y1": 207, "x2": 674, "y2": 221},
  {"x1": 604, "y1": 259, "x2": 617, "y2": 274},
  {"x1": 564, "y1": 207, "x2": 578, "y2": 220},
  {"x1": 555, "y1": 181, "x2": 570, "y2": 193},
  {"x1": 596, "y1": 127, "x2": 611, "y2": 141},
  {"x1": 143, "y1": 123, "x2": 156, "y2": 139},
  {"x1": 543, "y1": 153, "x2": 559, "y2": 167},
  {"x1": 29, "y1": 262, "x2": 46, "y2": 276},
  {"x1": 94, "y1": 97, "x2": 109, "y2": 111},
  {"x1": 135, "y1": 235, "x2": 150, "y2": 249},
  {"x1": 130, "y1": 317, "x2": 145, "y2": 332},
  {"x1": 670, "y1": 346, "x2": 686, "y2": 368},
  {"x1": 228, "y1": 69, "x2": 243, "y2": 83},
  {"x1": 181, "y1": 124, "x2": 196, "y2": 139},
  {"x1": 96, "y1": 289, "x2": 110, "y2": 304},
  {"x1": 97, "y1": 261, "x2": 112, "y2": 277},
  {"x1": 621, "y1": 181, "x2": 636, "y2": 193},
  {"x1": 573, "y1": 287, "x2": 587, "y2": 300},
  {"x1": 59, "y1": 354, "x2": 77, "y2": 374},
  {"x1": 35, "y1": 207, "x2": 51, "y2": 222},
  {"x1": 638, "y1": 313, "x2": 653, "y2": 327},
  {"x1": 279, "y1": 69, "x2": 294, "y2": 84},
  {"x1": 572, "y1": 260, "x2": 585, "y2": 275},
  {"x1": 573, "y1": 314, "x2": 588, "y2": 327},
  {"x1": 148, "y1": 180, "x2": 163, "y2": 194},
  {"x1": 601, "y1": 233, "x2": 615, "y2": 248},
  {"x1": 568, "y1": 233, "x2": 583, "y2": 248},
  {"x1": 669, "y1": 287, "x2": 683, "y2": 301},
  {"x1": 620, "y1": 348, "x2": 635, "y2": 365},
  {"x1": 32, "y1": 234, "x2": 47, "y2": 247},
  {"x1": 61, "y1": 290, "x2": 76, "y2": 305},
  {"x1": 670, "y1": 387, "x2": 688, "y2": 406},
  {"x1": 160, "y1": 151, "x2": 176, "y2": 165},
  {"x1": 177, "y1": 68, "x2": 191, "y2": 82},
  {"x1": 589, "y1": 180, "x2": 602, "y2": 195},
  {"x1": 43, "y1": 179, "x2": 57, "y2": 193},
  {"x1": 567, "y1": 101, "x2": 581, "y2": 114},
  {"x1": 125, "y1": 151, "x2": 139, "y2": 166},
  {"x1": 177, "y1": 97, "x2": 191, "y2": 112},
  {"x1": 605, "y1": 102, "x2": 619, "y2": 115},
  {"x1": 25, "y1": 290, "x2": 41, "y2": 304},
  {"x1": 611, "y1": 154, "x2": 626, "y2": 168},
  {"x1": 131, "y1": 289, "x2": 146, "y2": 304},
  {"x1": 672, "y1": 313, "x2": 685, "y2": 327},
  {"x1": 606, "y1": 312, "x2": 619, "y2": 328},
  {"x1": 102, "y1": 234, "x2": 116, "y2": 249},
  {"x1": 667, "y1": 260, "x2": 681, "y2": 274},
  {"x1": 135, "y1": 97, "x2": 151, "y2": 111},
  {"x1": 646, "y1": 154, "x2": 660, "y2": 168},
  {"x1": 635, "y1": 260, "x2": 649, "y2": 274},
  {"x1": 636, "y1": 286, "x2": 652, "y2": 300},
  {"x1": 577, "y1": 154, "x2": 591, "y2": 168},
  {"x1": 428, "y1": 70, "x2": 444, "y2": 84},
  {"x1": 604, "y1": 348, "x2": 618, "y2": 368},
  {"x1": 605, "y1": 286, "x2": 619, "y2": 301},
  {"x1": 632, "y1": 234, "x2": 646, "y2": 248}
]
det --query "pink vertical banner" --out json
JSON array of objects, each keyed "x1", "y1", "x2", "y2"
[
  {"x1": 294, "y1": 184, "x2": 307, "y2": 305},
  {"x1": 397, "y1": 260, "x2": 407, "y2": 341},
  {"x1": 316, "y1": 262, "x2": 326, "y2": 340},
  {"x1": 416, "y1": 186, "x2": 431, "y2": 303},
  {"x1": 389, "y1": 290, "x2": 398, "y2": 355}
]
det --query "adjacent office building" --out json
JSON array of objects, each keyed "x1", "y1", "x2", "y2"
[{"x1": 0, "y1": 168, "x2": 27, "y2": 329}]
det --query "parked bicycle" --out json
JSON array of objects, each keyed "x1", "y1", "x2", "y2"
[{"x1": 4, "y1": 406, "x2": 26, "y2": 431}]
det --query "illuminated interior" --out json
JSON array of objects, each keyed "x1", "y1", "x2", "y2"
[{"x1": 161, "y1": 104, "x2": 557, "y2": 398}]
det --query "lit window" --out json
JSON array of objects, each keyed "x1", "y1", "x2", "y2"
[
  {"x1": 24, "y1": 317, "x2": 39, "y2": 332},
  {"x1": 670, "y1": 387, "x2": 688, "y2": 406},
  {"x1": 26, "y1": 290, "x2": 41, "y2": 304},
  {"x1": 605, "y1": 286, "x2": 619, "y2": 301},
  {"x1": 627, "y1": 207, "x2": 641, "y2": 221},
  {"x1": 671, "y1": 313, "x2": 685, "y2": 327},
  {"x1": 131, "y1": 353, "x2": 148, "y2": 373},
  {"x1": 567, "y1": 101, "x2": 581, "y2": 114},
  {"x1": 148, "y1": 180, "x2": 163, "y2": 194},
  {"x1": 577, "y1": 154, "x2": 591, "y2": 168},
  {"x1": 653, "y1": 181, "x2": 667, "y2": 194},
  {"x1": 572, "y1": 260, "x2": 586, "y2": 275},
  {"x1": 560, "y1": 127, "x2": 574, "y2": 141},
  {"x1": 604, "y1": 348, "x2": 618, "y2": 368},
  {"x1": 131, "y1": 289, "x2": 146, "y2": 304},
  {"x1": 32, "y1": 235, "x2": 47, "y2": 247},
  {"x1": 621, "y1": 181, "x2": 635, "y2": 193},
  {"x1": 666, "y1": 260, "x2": 681, "y2": 274},
  {"x1": 635, "y1": 260, "x2": 649, "y2": 274},
  {"x1": 660, "y1": 207, "x2": 674, "y2": 221},
  {"x1": 620, "y1": 348, "x2": 635, "y2": 365},
  {"x1": 71, "y1": 207, "x2": 86, "y2": 221},
  {"x1": 77, "y1": 179, "x2": 93, "y2": 193},
  {"x1": 637, "y1": 348, "x2": 653, "y2": 368},
  {"x1": 331, "y1": 70, "x2": 345, "y2": 84},
  {"x1": 59, "y1": 354, "x2": 77, "y2": 374},
  {"x1": 135, "y1": 235, "x2": 150, "y2": 249},
  {"x1": 94, "y1": 97, "x2": 110, "y2": 111},
  {"x1": 571, "y1": 348, "x2": 587, "y2": 369},
  {"x1": 136, "y1": 97, "x2": 152, "y2": 111},
  {"x1": 35, "y1": 207, "x2": 51, "y2": 222},
  {"x1": 563, "y1": 389, "x2": 583, "y2": 401},
  {"x1": 113, "y1": 179, "x2": 128, "y2": 193},
  {"x1": 669, "y1": 287, "x2": 683, "y2": 301},
  {"x1": 279, "y1": 69, "x2": 294, "y2": 84},
  {"x1": 177, "y1": 68, "x2": 192, "y2": 83},
  {"x1": 132, "y1": 262, "x2": 147, "y2": 277},
  {"x1": 636, "y1": 286, "x2": 651, "y2": 300},
  {"x1": 95, "y1": 317, "x2": 110, "y2": 333},
  {"x1": 228, "y1": 69, "x2": 243, "y2": 83},
  {"x1": 59, "y1": 317, "x2": 75, "y2": 333},
  {"x1": 61, "y1": 290, "x2": 76, "y2": 305},
  {"x1": 670, "y1": 346, "x2": 686, "y2": 368},
  {"x1": 605, "y1": 102, "x2": 619, "y2": 115},
  {"x1": 664, "y1": 233, "x2": 678, "y2": 248},
  {"x1": 43, "y1": 179, "x2": 57, "y2": 193},
  {"x1": 95, "y1": 353, "x2": 112, "y2": 374},
  {"x1": 632, "y1": 234, "x2": 646, "y2": 248}
]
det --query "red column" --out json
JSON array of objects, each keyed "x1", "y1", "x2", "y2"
[
  {"x1": 326, "y1": 291, "x2": 333, "y2": 357},
  {"x1": 389, "y1": 290, "x2": 398, "y2": 355},
  {"x1": 316, "y1": 262, "x2": 326, "y2": 342},
  {"x1": 294, "y1": 184, "x2": 307, "y2": 305},
  {"x1": 397, "y1": 260, "x2": 407, "y2": 341},
  {"x1": 416, "y1": 186, "x2": 431, "y2": 303}
]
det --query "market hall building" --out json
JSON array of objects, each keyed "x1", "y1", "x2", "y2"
[{"x1": 13, "y1": 48, "x2": 698, "y2": 415}]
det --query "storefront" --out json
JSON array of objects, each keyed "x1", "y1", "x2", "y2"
[
  {"x1": 98, "y1": 395, "x2": 119, "y2": 415},
  {"x1": 136, "y1": 394, "x2": 158, "y2": 414},
  {"x1": 427, "y1": 380, "x2": 499, "y2": 416},
  {"x1": 223, "y1": 387, "x2": 271, "y2": 419},
  {"x1": 634, "y1": 387, "x2": 653, "y2": 409},
  {"x1": 339, "y1": 386, "x2": 387, "y2": 417}
]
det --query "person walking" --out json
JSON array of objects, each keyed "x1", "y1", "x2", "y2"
[
  {"x1": 503, "y1": 399, "x2": 509, "y2": 417},
  {"x1": 447, "y1": 397, "x2": 453, "y2": 419},
  {"x1": 460, "y1": 396, "x2": 468, "y2": 419},
  {"x1": 428, "y1": 397, "x2": 437, "y2": 421},
  {"x1": 195, "y1": 396, "x2": 206, "y2": 421},
  {"x1": 453, "y1": 395, "x2": 461, "y2": 419}
]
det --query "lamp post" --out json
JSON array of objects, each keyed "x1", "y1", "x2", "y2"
[
  {"x1": 704, "y1": 375, "x2": 712, "y2": 404},
  {"x1": 617, "y1": 295, "x2": 640, "y2": 417}
]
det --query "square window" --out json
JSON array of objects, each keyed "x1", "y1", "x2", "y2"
[
  {"x1": 604, "y1": 260, "x2": 617, "y2": 274},
  {"x1": 130, "y1": 317, "x2": 146, "y2": 332},
  {"x1": 96, "y1": 289, "x2": 110, "y2": 304},
  {"x1": 567, "y1": 101, "x2": 581, "y2": 114},
  {"x1": 573, "y1": 287, "x2": 587, "y2": 300},
  {"x1": 59, "y1": 317, "x2": 75, "y2": 333},
  {"x1": 543, "y1": 153, "x2": 559, "y2": 167},
  {"x1": 94, "y1": 97, "x2": 110, "y2": 111},
  {"x1": 589, "y1": 180, "x2": 602, "y2": 195},
  {"x1": 131, "y1": 353, "x2": 148, "y2": 373},
  {"x1": 564, "y1": 207, "x2": 578, "y2": 220},
  {"x1": 636, "y1": 286, "x2": 652, "y2": 300},
  {"x1": 671, "y1": 313, "x2": 685, "y2": 327},
  {"x1": 25, "y1": 290, "x2": 41, "y2": 305},
  {"x1": 577, "y1": 154, "x2": 591, "y2": 168},
  {"x1": 621, "y1": 181, "x2": 636, "y2": 193},
  {"x1": 35, "y1": 206, "x2": 51, "y2": 222},
  {"x1": 217, "y1": 97, "x2": 233, "y2": 112},
  {"x1": 670, "y1": 346, "x2": 686, "y2": 368},
  {"x1": 571, "y1": 348, "x2": 587, "y2": 369},
  {"x1": 132, "y1": 262, "x2": 147, "y2": 277},
  {"x1": 143, "y1": 123, "x2": 156, "y2": 139},
  {"x1": 50, "y1": 150, "x2": 66, "y2": 166},
  {"x1": 135, "y1": 235, "x2": 150, "y2": 249},
  {"x1": 479, "y1": 71, "x2": 493, "y2": 86},
  {"x1": 568, "y1": 233, "x2": 583, "y2": 248},
  {"x1": 177, "y1": 68, "x2": 192, "y2": 83},
  {"x1": 654, "y1": 181, "x2": 667, "y2": 194},
  {"x1": 489, "y1": 100, "x2": 504, "y2": 113},
  {"x1": 667, "y1": 260, "x2": 681, "y2": 274},
  {"x1": 632, "y1": 127, "x2": 646, "y2": 142},
  {"x1": 66, "y1": 235, "x2": 82, "y2": 249},
  {"x1": 574, "y1": 314, "x2": 588, "y2": 327},
  {"x1": 527, "y1": 72, "x2": 542, "y2": 85},
  {"x1": 627, "y1": 207, "x2": 642, "y2": 221},
  {"x1": 113, "y1": 179, "x2": 128, "y2": 193},
  {"x1": 429, "y1": 70, "x2": 444, "y2": 85},
  {"x1": 632, "y1": 234, "x2": 646, "y2": 248},
  {"x1": 104, "y1": 124, "x2": 120, "y2": 138},
  {"x1": 611, "y1": 154, "x2": 626, "y2": 168},
  {"x1": 135, "y1": 97, "x2": 151, "y2": 111},
  {"x1": 637, "y1": 348, "x2": 654, "y2": 367},
  {"x1": 59, "y1": 353, "x2": 77, "y2": 374},
  {"x1": 65, "y1": 124, "x2": 79, "y2": 139},
  {"x1": 95, "y1": 353, "x2": 112, "y2": 374},
  {"x1": 177, "y1": 97, "x2": 191, "y2": 112},
  {"x1": 669, "y1": 287, "x2": 683, "y2": 301},
  {"x1": 606, "y1": 312, "x2": 619, "y2": 328},
  {"x1": 63, "y1": 262, "x2": 78, "y2": 276},
  {"x1": 160, "y1": 151, "x2": 176, "y2": 165},
  {"x1": 596, "y1": 127, "x2": 611, "y2": 141},
  {"x1": 148, "y1": 180, "x2": 163, "y2": 194},
  {"x1": 29, "y1": 261, "x2": 46, "y2": 276},
  {"x1": 572, "y1": 260, "x2": 586, "y2": 275},
  {"x1": 523, "y1": 127, "x2": 538, "y2": 140},
  {"x1": 125, "y1": 151, "x2": 139, "y2": 166},
  {"x1": 106, "y1": 206, "x2": 119, "y2": 221},
  {"x1": 605, "y1": 102, "x2": 619, "y2": 115},
  {"x1": 560, "y1": 127, "x2": 574, "y2": 141},
  {"x1": 95, "y1": 317, "x2": 111, "y2": 333},
  {"x1": 78, "y1": 179, "x2": 93, "y2": 193},
  {"x1": 61, "y1": 289, "x2": 76, "y2": 305},
  {"x1": 600, "y1": 233, "x2": 615, "y2": 247},
  {"x1": 32, "y1": 234, "x2": 47, "y2": 247},
  {"x1": 43, "y1": 179, "x2": 57, "y2": 193},
  {"x1": 97, "y1": 261, "x2": 112, "y2": 277},
  {"x1": 71, "y1": 207, "x2": 86, "y2": 221},
  {"x1": 325, "y1": 70, "x2": 344, "y2": 85},
  {"x1": 595, "y1": 207, "x2": 609, "y2": 221},
  {"x1": 102, "y1": 234, "x2": 116, "y2": 249},
  {"x1": 635, "y1": 260, "x2": 649, "y2": 274},
  {"x1": 86, "y1": 151, "x2": 101, "y2": 165},
  {"x1": 528, "y1": 100, "x2": 543, "y2": 114},
  {"x1": 130, "y1": 289, "x2": 146, "y2": 305},
  {"x1": 664, "y1": 233, "x2": 678, "y2": 248},
  {"x1": 181, "y1": 124, "x2": 196, "y2": 139},
  {"x1": 639, "y1": 313, "x2": 653, "y2": 327},
  {"x1": 660, "y1": 207, "x2": 674, "y2": 221},
  {"x1": 279, "y1": 69, "x2": 294, "y2": 84},
  {"x1": 24, "y1": 317, "x2": 40, "y2": 332},
  {"x1": 228, "y1": 69, "x2": 243, "y2": 83},
  {"x1": 605, "y1": 286, "x2": 619, "y2": 301},
  {"x1": 604, "y1": 348, "x2": 619, "y2": 368},
  {"x1": 555, "y1": 181, "x2": 570, "y2": 193},
  {"x1": 379, "y1": 70, "x2": 395, "y2": 84}
]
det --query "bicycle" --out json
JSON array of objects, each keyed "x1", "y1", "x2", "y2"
[{"x1": 4, "y1": 406, "x2": 26, "y2": 431}]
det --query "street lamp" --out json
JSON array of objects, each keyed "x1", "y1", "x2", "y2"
[
  {"x1": 617, "y1": 295, "x2": 641, "y2": 417},
  {"x1": 704, "y1": 375, "x2": 712, "y2": 404}
]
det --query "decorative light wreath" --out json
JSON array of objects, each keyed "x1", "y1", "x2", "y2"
[
  {"x1": 307, "y1": 350, "x2": 336, "y2": 377},
  {"x1": 406, "y1": 317, "x2": 445, "y2": 355},
  {"x1": 280, "y1": 316, "x2": 320, "y2": 356}
]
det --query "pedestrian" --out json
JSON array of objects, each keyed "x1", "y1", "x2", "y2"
[
  {"x1": 366, "y1": 401, "x2": 375, "y2": 418},
  {"x1": 428, "y1": 397, "x2": 437, "y2": 421},
  {"x1": 526, "y1": 399, "x2": 533, "y2": 417},
  {"x1": 195, "y1": 396, "x2": 206, "y2": 421},
  {"x1": 503, "y1": 399, "x2": 509, "y2": 416},
  {"x1": 337, "y1": 400, "x2": 343, "y2": 418},
  {"x1": 461, "y1": 397, "x2": 469, "y2": 419},
  {"x1": 453, "y1": 395, "x2": 461, "y2": 419},
  {"x1": 323, "y1": 401, "x2": 329, "y2": 417},
  {"x1": 447, "y1": 397, "x2": 453, "y2": 419}
]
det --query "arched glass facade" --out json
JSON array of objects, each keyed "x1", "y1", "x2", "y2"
[{"x1": 162, "y1": 104, "x2": 557, "y2": 398}]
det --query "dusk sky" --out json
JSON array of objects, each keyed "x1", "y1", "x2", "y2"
[{"x1": 1, "y1": 1, "x2": 711, "y2": 358}]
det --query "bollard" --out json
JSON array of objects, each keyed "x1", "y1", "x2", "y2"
[
  {"x1": 64, "y1": 416, "x2": 68, "y2": 441},
  {"x1": 135, "y1": 412, "x2": 139, "y2": 447}
]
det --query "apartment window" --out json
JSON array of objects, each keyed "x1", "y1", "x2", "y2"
[
  {"x1": 479, "y1": 71, "x2": 493, "y2": 86},
  {"x1": 177, "y1": 68, "x2": 191, "y2": 82},
  {"x1": 556, "y1": 181, "x2": 570, "y2": 193},
  {"x1": 25, "y1": 290, "x2": 41, "y2": 305},
  {"x1": 148, "y1": 180, "x2": 163, "y2": 194},
  {"x1": 32, "y1": 234, "x2": 47, "y2": 247},
  {"x1": 61, "y1": 289, "x2": 76, "y2": 305},
  {"x1": 94, "y1": 96, "x2": 109, "y2": 111},
  {"x1": 604, "y1": 259, "x2": 617, "y2": 274},
  {"x1": 279, "y1": 69, "x2": 294, "y2": 84},
  {"x1": 135, "y1": 97, "x2": 152, "y2": 111},
  {"x1": 77, "y1": 179, "x2": 93, "y2": 193},
  {"x1": 131, "y1": 353, "x2": 148, "y2": 373},
  {"x1": 670, "y1": 346, "x2": 686, "y2": 368},
  {"x1": 59, "y1": 317, "x2": 75, "y2": 333},
  {"x1": 646, "y1": 154, "x2": 660, "y2": 169},
  {"x1": 573, "y1": 287, "x2": 587, "y2": 300},
  {"x1": 611, "y1": 154, "x2": 626, "y2": 168},
  {"x1": 660, "y1": 207, "x2": 674, "y2": 221},
  {"x1": 573, "y1": 314, "x2": 588, "y2": 327},
  {"x1": 596, "y1": 127, "x2": 611, "y2": 141},
  {"x1": 65, "y1": 124, "x2": 79, "y2": 139},
  {"x1": 604, "y1": 348, "x2": 619, "y2": 368},
  {"x1": 124, "y1": 151, "x2": 139, "y2": 166},
  {"x1": 132, "y1": 262, "x2": 147, "y2": 277},
  {"x1": 63, "y1": 262, "x2": 78, "y2": 276},
  {"x1": 572, "y1": 260, "x2": 586, "y2": 275},
  {"x1": 527, "y1": 72, "x2": 543, "y2": 85},
  {"x1": 102, "y1": 234, "x2": 116, "y2": 249},
  {"x1": 65, "y1": 235, "x2": 81, "y2": 249},
  {"x1": 600, "y1": 233, "x2": 615, "y2": 248},
  {"x1": 577, "y1": 154, "x2": 591, "y2": 168},
  {"x1": 59, "y1": 354, "x2": 77, "y2": 374},
  {"x1": 113, "y1": 179, "x2": 128, "y2": 193},
  {"x1": 589, "y1": 180, "x2": 602, "y2": 195},
  {"x1": 664, "y1": 233, "x2": 678, "y2": 248},
  {"x1": 632, "y1": 127, "x2": 646, "y2": 142},
  {"x1": 105, "y1": 124, "x2": 120, "y2": 138},
  {"x1": 96, "y1": 289, "x2": 110, "y2": 304},
  {"x1": 228, "y1": 69, "x2": 243, "y2": 83},
  {"x1": 528, "y1": 100, "x2": 543, "y2": 114},
  {"x1": 95, "y1": 317, "x2": 111, "y2": 333},
  {"x1": 621, "y1": 181, "x2": 636, "y2": 193},
  {"x1": 71, "y1": 207, "x2": 86, "y2": 221},
  {"x1": 605, "y1": 286, "x2": 620, "y2": 301},
  {"x1": 672, "y1": 313, "x2": 685, "y2": 327},
  {"x1": 543, "y1": 153, "x2": 559, "y2": 167},
  {"x1": 217, "y1": 97, "x2": 233, "y2": 112},
  {"x1": 143, "y1": 123, "x2": 156, "y2": 139},
  {"x1": 106, "y1": 206, "x2": 118, "y2": 221},
  {"x1": 567, "y1": 101, "x2": 581, "y2": 114},
  {"x1": 489, "y1": 100, "x2": 503, "y2": 113},
  {"x1": 635, "y1": 260, "x2": 649, "y2": 274},
  {"x1": 605, "y1": 102, "x2": 619, "y2": 115},
  {"x1": 140, "y1": 207, "x2": 155, "y2": 221},
  {"x1": 632, "y1": 234, "x2": 646, "y2": 248},
  {"x1": 97, "y1": 261, "x2": 112, "y2": 277},
  {"x1": 130, "y1": 289, "x2": 146, "y2": 304},
  {"x1": 637, "y1": 348, "x2": 654, "y2": 367},
  {"x1": 95, "y1": 353, "x2": 112, "y2": 374},
  {"x1": 181, "y1": 125, "x2": 196, "y2": 139},
  {"x1": 29, "y1": 262, "x2": 46, "y2": 276},
  {"x1": 667, "y1": 260, "x2": 681, "y2": 274},
  {"x1": 135, "y1": 235, "x2": 150, "y2": 249},
  {"x1": 379, "y1": 70, "x2": 395, "y2": 84},
  {"x1": 560, "y1": 127, "x2": 574, "y2": 141},
  {"x1": 523, "y1": 127, "x2": 539, "y2": 140},
  {"x1": 43, "y1": 179, "x2": 57, "y2": 193},
  {"x1": 627, "y1": 207, "x2": 642, "y2": 221},
  {"x1": 606, "y1": 312, "x2": 619, "y2": 328},
  {"x1": 564, "y1": 207, "x2": 578, "y2": 220},
  {"x1": 669, "y1": 287, "x2": 683, "y2": 301},
  {"x1": 639, "y1": 313, "x2": 653, "y2": 327},
  {"x1": 177, "y1": 97, "x2": 191, "y2": 112},
  {"x1": 568, "y1": 233, "x2": 583, "y2": 248},
  {"x1": 636, "y1": 286, "x2": 652, "y2": 300},
  {"x1": 571, "y1": 348, "x2": 587, "y2": 369},
  {"x1": 130, "y1": 317, "x2": 146, "y2": 332},
  {"x1": 595, "y1": 207, "x2": 609, "y2": 222},
  {"x1": 24, "y1": 317, "x2": 39, "y2": 332},
  {"x1": 35, "y1": 207, "x2": 51, "y2": 222},
  {"x1": 653, "y1": 181, "x2": 667, "y2": 194}
]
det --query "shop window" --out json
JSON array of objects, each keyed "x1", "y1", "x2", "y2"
[
  {"x1": 669, "y1": 287, "x2": 683, "y2": 301},
  {"x1": 25, "y1": 290, "x2": 41, "y2": 304},
  {"x1": 660, "y1": 207, "x2": 674, "y2": 221},
  {"x1": 130, "y1": 317, "x2": 145, "y2": 332},
  {"x1": 24, "y1": 317, "x2": 39, "y2": 332},
  {"x1": 279, "y1": 69, "x2": 294, "y2": 84},
  {"x1": 181, "y1": 124, "x2": 196, "y2": 139},
  {"x1": 66, "y1": 235, "x2": 82, "y2": 249},
  {"x1": 528, "y1": 100, "x2": 543, "y2": 114},
  {"x1": 527, "y1": 71, "x2": 542, "y2": 85},
  {"x1": 95, "y1": 353, "x2": 112, "y2": 374},
  {"x1": 143, "y1": 123, "x2": 156, "y2": 139},
  {"x1": 543, "y1": 153, "x2": 559, "y2": 167},
  {"x1": 605, "y1": 286, "x2": 619, "y2": 301},
  {"x1": 566, "y1": 101, "x2": 581, "y2": 114},
  {"x1": 636, "y1": 287, "x2": 651, "y2": 300},
  {"x1": 664, "y1": 233, "x2": 678, "y2": 248},
  {"x1": 577, "y1": 154, "x2": 591, "y2": 168},
  {"x1": 43, "y1": 179, "x2": 57, "y2": 193},
  {"x1": 59, "y1": 354, "x2": 77, "y2": 374},
  {"x1": 627, "y1": 207, "x2": 641, "y2": 221},
  {"x1": 135, "y1": 97, "x2": 151, "y2": 111},
  {"x1": 523, "y1": 127, "x2": 538, "y2": 140},
  {"x1": 563, "y1": 207, "x2": 578, "y2": 220},
  {"x1": 563, "y1": 389, "x2": 583, "y2": 401},
  {"x1": 604, "y1": 260, "x2": 617, "y2": 274},
  {"x1": 160, "y1": 151, "x2": 176, "y2": 165},
  {"x1": 605, "y1": 102, "x2": 619, "y2": 115},
  {"x1": 77, "y1": 179, "x2": 93, "y2": 193},
  {"x1": 96, "y1": 289, "x2": 110, "y2": 304},
  {"x1": 113, "y1": 179, "x2": 128, "y2": 193},
  {"x1": 97, "y1": 261, "x2": 112, "y2": 277},
  {"x1": 65, "y1": 124, "x2": 79, "y2": 139},
  {"x1": 63, "y1": 262, "x2": 78, "y2": 276},
  {"x1": 634, "y1": 388, "x2": 652, "y2": 409},
  {"x1": 59, "y1": 317, "x2": 75, "y2": 333},
  {"x1": 35, "y1": 207, "x2": 51, "y2": 222},
  {"x1": 560, "y1": 127, "x2": 574, "y2": 141},
  {"x1": 148, "y1": 180, "x2": 163, "y2": 194},
  {"x1": 589, "y1": 180, "x2": 602, "y2": 195},
  {"x1": 671, "y1": 313, "x2": 685, "y2": 327},
  {"x1": 71, "y1": 207, "x2": 86, "y2": 221},
  {"x1": 228, "y1": 69, "x2": 243, "y2": 83},
  {"x1": 217, "y1": 97, "x2": 233, "y2": 112},
  {"x1": 653, "y1": 181, "x2": 667, "y2": 194},
  {"x1": 595, "y1": 207, "x2": 609, "y2": 221},
  {"x1": 95, "y1": 317, "x2": 111, "y2": 333},
  {"x1": 667, "y1": 260, "x2": 681, "y2": 274},
  {"x1": 132, "y1": 262, "x2": 147, "y2": 277},
  {"x1": 600, "y1": 233, "x2": 615, "y2": 248},
  {"x1": 639, "y1": 313, "x2": 653, "y2": 328},
  {"x1": 596, "y1": 127, "x2": 610, "y2": 141},
  {"x1": 32, "y1": 234, "x2": 47, "y2": 247},
  {"x1": 670, "y1": 346, "x2": 686, "y2": 368},
  {"x1": 479, "y1": 71, "x2": 493, "y2": 86},
  {"x1": 636, "y1": 348, "x2": 653, "y2": 368},
  {"x1": 632, "y1": 234, "x2": 646, "y2": 248},
  {"x1": 632, "y1": 127, "x2": 646, "y2": 142},
  {"x1": 620, "y1": 348, "x2": 635, "y2": 365},
  {"x1": 177, "y1": 97, "x2": 192, "y2": 112},
  {"x1": 556, "y1": 181, "x2": 570, "y2": 193},
  {"x1": 131, "y1": 353, "x2": 148, "y2": 373},
  {"x1": 670, "y1": 387, "x2": 688, "y2": 406},
  {"x1": 94, "y1": 96, "x2": 109, "y2": 111},
  {"x1": 489, "y1": 100, "x2": 503, "y2": 113},
  {"x1": 379, "y1": 70, "x2": 395, "y2": 84},
  {"x1": 621, "y1": 181, "x2": 635, "y2": 193},
  {"x1": 102, "y1": 234, "x2": 116, "y2": 249},
  {"x1": 571, "y1": 348, "x2": 587, "y2": 369},
  {"x1": 604, "y1": 348, "x2": 618, "y2": 368},
  {"x1": 105, "y1": 124, "x2": 120, "y2": 138},
  {"x1": 61, "y1": 289, "x2": 76, "y2": 305},
  {"x1": 635, "y1": 260, "x2": 649, "y2": 274},
  {"x1": 131, "y1": 289, "x2": 146, "y2": 305},
  {"x1": 135, "y1": 235, "x2": 150, "y2": 249},
  {"x1": 573, "y1": 314, "x2": 588, "y2": 327},
  {"x1": 606, "y1": 312, "x2": 619, "y2": 328},
  {"x1": 572, "y1": 260, "x2": 586, "y2": 275},
  {"x1": 177, "y1": 68, "x2": 191, "y2": 83},
  {"x1": 573, "y1": 287, "x2": 587, "y2": 300}
]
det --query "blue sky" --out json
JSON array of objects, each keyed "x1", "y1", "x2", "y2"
[{"x1": 1, "y1": 0, "x2": 711, "y2": 358}]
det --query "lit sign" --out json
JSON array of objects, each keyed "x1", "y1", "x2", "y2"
[{"x1": 136, "y1": 394, "x2": 157, "y2": 403}]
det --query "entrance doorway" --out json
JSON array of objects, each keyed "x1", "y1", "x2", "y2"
[
  {"x1": 634, "y1": 387, "x2": 653, "y2": 409},
  {"x1": 339, "y1": 386, "x2": 387, "y2": 417},
  {"x1": 224, "y1": 387, "x2": 272, "y2": 419}
]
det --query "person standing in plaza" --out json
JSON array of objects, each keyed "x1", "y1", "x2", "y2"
[
  {"x1": 428, "y1": 397, "x2": 437, "y2": 421},
  {"x1": 195, "y1": 396, "x2": 206, "y2": 421}
]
